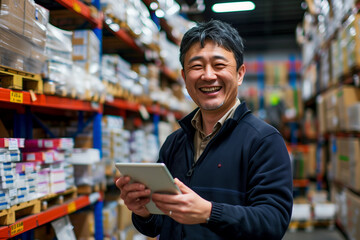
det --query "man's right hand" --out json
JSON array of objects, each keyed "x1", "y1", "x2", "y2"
[{"x1": 116, "y1": 176, "x2": 152, "y2": 218}]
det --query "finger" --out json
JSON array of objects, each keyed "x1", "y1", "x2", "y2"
[
  {"x1": 116, "y1": 176, "x2": 131, "y2": 189},
  {"x1": 127, "y1": 189, "x2": 151, "y2": 200},
  {"x1": 174, "y1": 178, "x2": 192, "y2": 194},
  {"x1": 122, "y1": 182, "x2": 146, "y2": 193}
]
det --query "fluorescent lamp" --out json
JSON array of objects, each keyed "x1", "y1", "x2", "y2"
[
  {"x1": 212, "y1": 1, "x2": 255, "y2": 13},
  {"x1": 155, "y1": 9, "x2": 165, "y2": 18}
]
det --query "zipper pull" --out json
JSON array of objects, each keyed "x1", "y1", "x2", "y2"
[
  {"x1": 187, "y1": 162, "x2": 196, "y2": 177},
  {"x1": 186, "y1": 168, "x2": 194, "y2": 177}
]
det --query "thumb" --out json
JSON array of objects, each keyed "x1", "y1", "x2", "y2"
[{"x1": 174, "y1": 178, "x2": 192, "y2": 194}]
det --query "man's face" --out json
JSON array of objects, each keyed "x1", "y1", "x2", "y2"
[{"x1": 182, "y1": 41, "x2": 245, "y2": 114}]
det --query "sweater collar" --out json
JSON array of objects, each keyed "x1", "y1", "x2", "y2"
[{"x1": 179, "y1": 101, "x2": 251, "y2": 135}]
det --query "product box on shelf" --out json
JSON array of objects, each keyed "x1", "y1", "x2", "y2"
[
  {"x1": 0, "y1": 0, "x2": 25, "y2": 35},
  {"x1": 337, "y1": 86, "x2": 360, "y2": 130},
  {"x1": 348, "y1": 103, "x2": 360, "y2": 131},
  {"x1": 69, "y1": 210, "x2": 95, "y2": 239},
  {"x1": 0, "y1": 138, "x2": 25, "y2": 149},
  {"x1": 345, "y1": 189, "x2": 360, "y2": 240},
  {"x1": 103, "y1": 201, "x2": 118, "y2": 237}
]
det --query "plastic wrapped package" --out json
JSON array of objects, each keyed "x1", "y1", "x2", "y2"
[
  {"x1": 43, "y1": 60, "x2": 72, "y2": 96},
  {"x1": 45, "y1": 24, "x2": 73, "y2": 60},
  {"x1": 165, "y1": 14, "x2": 196, "y2": 40},
  {"x1": 102, "y1": 0, "x2": 127, "y2": 23},
  {"x1": 70, "y1": 65, "x2": 87, "y2": 100},
  {"x1": 101, "y1": 54, "x2": 121, "y2": 85},
  {"x1": 43, "y1": 24, "x2": 73, "y2": 94},
  {"x1": 32, "y1": 3, "x2": 49, "y2": 48},
  {"x1": 0, "y1": 0, "x2": 26, "y2": 36},
  {"x1": 0, "y1": 25, "x2": 45, "y2": 73},
  {"x1": 159, "y1": 32, "x2": 182, "y2": 72}
]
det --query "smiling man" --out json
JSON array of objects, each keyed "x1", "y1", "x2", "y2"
[{"x1": 116, "y1": 20, "x2": 293, "y2": 240}]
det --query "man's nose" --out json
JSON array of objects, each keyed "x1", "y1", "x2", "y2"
[{"x1": 201, "y1": 66, "x2": 217, "y2": 80}]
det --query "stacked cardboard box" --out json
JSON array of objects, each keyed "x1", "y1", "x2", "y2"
[{"x1": 0, "y1": 0, "x2": 48, "y2": 73}]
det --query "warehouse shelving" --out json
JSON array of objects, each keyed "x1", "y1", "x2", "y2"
[
  {"x1": 0, "y1": 0, "x2": 185, "y2": 239},
  {"x1": 0, "y1": 193, "x2": 101, "y2": 239},
  {"x1": 54, "y1": 0, "x2": 103, "y2": 28}
]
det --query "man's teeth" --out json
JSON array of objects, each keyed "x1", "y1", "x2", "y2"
[{"x1": 200, "y1": 87, "x2": 221, "y2": 92}]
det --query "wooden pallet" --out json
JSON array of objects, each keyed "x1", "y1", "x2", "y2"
[
  {"x1": 0, "y1": 65, "x2": 43, "y2": 94},
  {"x1": 40, "y1": 186, "x2": 78, "y2": 211},
  {"x1": 288, "y1": 220, "x2": 314, "y2": 232},
  {"x1": 313, "y1": 219, "x2": 335, "y2": 230},
  {"x1": 0, "y1": 199, "x2": 41, "y2": 225},
  {"x1": 77, "y1": 181, "x2": 107, "y2": 195}
]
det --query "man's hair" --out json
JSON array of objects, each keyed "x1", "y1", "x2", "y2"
[{"x1": 179, "y1": 19, "x2": 244, "y2": 70}]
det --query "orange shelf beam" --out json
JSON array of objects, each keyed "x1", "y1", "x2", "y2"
[
  {"x1": 161, "y1": 65, "x2": 179, "y2": 82},
  {"x1": 105, "y1": 98, "x2": 184, "y2": 119},
  {"x1": 104, "y1": 24, "x2": 143, "y2": 53},
  {"x1": 0, "y1": 195, "x2": 93, "y2": 239},
  {"x1": 0, "y1": 88, "x2": 103, "y2": 112},
  {"x1": 293, "y1": 179, "x2": 309, "y2": 188},
  {"x1": 55, "y1": 0, "x2": 103, "y2": 28}
]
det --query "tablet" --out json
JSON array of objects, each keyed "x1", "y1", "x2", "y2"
[{"x1": 115, "y1": 162, "x2": 181, "y2": 215}]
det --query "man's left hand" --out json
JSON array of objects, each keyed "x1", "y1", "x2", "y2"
[{"x1": 151, "y1": 178, "x2": 212, "y2": 224}]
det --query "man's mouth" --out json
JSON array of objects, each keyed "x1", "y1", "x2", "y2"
[{"x1": 200, "y1": 86, "x2": 221, "y2": 93}]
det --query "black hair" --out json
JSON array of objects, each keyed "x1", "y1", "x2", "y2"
[{"x1": 179, "y1": 19, "x2": 245, "y2": 70}]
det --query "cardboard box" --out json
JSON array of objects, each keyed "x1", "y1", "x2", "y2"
[
  {"x1": 69, "y1": 210, "x2": 95, "y2": 239},
  {"x1": 0, "y1": 0, "x2": 25, "y2": 35},
  {"x1": 117, "y1": 200, "x2": 133, "y2": 231},
  {"x1": 345, "y1": 189, "x2": 360, "y2": 240},
  {"x1": 337, "y1": 86, "x2": 360, "y2": 130},
  {"x1": 23, "y1": 0, "x2": 35, "y2": 40}
]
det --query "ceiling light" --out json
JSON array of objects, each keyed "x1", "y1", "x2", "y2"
[
  {"x1": 155, "y1": 9, "x2": 165, "y2": 18},
  {"x1": 212, "y1": 1, "x2": 256, "y2": 13},
  {"x1": 150, "y1": 2, "x2": 159, "y2": 10}
]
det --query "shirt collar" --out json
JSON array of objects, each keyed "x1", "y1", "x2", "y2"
[{"x1": 191, "y1": 99, "x2": 241, "y2": 134}]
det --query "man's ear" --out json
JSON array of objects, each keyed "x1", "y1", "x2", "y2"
[
  {"x1": 181, "y1": 69, "x2": 185, "y2": 81},
  {"x1": 237, "y1": 64, "x2": 246, "y2": 86}
]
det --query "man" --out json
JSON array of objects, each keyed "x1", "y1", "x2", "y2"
[{"x1": 116, "y1": 20, "x2": 293, "y2": 239}]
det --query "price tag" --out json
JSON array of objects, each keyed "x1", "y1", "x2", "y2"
[
  {"x1": 67, "y1": 202, "x2": 76, "y2": 214},
  {"x1": 8, "y1": 139, "x2": 18, "y2": 150},
  {"x1": 10, "y1": 221, "x2": 24, "y2": 236},
  {"x1": 10, "y1": 91, "x2": 23, "y2": 103},
  {"x1": 73, "y1": 2, "x2": 81, "y2": 13}
]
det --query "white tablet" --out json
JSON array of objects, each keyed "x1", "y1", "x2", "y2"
[{"x1": 115, "y1": 162, "x2": 181, "y2": 215}]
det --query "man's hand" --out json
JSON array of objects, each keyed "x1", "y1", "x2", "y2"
[
  {"x1": 116, "y1": 176, "x2": 152, "y2": 218},
  {"x1": 152, "y1": 178, "x2": 212, "y2": 224}
]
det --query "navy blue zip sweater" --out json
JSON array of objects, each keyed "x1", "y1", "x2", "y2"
[{"x1": 132, "y1": 102, "x2": 293, "y2": 240}]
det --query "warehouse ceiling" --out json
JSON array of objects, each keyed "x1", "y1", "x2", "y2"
[{"x1": 176, "y1": 0, "x2": 306, "y2": 53}]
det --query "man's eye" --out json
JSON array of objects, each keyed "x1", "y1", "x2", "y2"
[{"x1": 191, "y1": 65, "x2": 202, "y2": 69}]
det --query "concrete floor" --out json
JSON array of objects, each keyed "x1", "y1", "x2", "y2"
[{"x1": 283, "y1": 229, "x2": 346, "y2": 240}]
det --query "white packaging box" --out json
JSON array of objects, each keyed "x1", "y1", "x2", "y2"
[
  {"x1": 26, "y1": 171, "x2": 37, "y2": 180},
  {"x1": 16, "y1": 178, "x2": 26, "y2": 189},
  {"x1": 0, "y1": 162, "x2": 15, "y2": 169},
  {"x1": 0, "y1": 188, "x2": 17, "y2": 201},
  {"x1": 313, "y1": 203, "x2": 336, "y2": 220},
  {"x1": 0, "y1": 179, "x2": 15, "y2": 189},
  {"x1": 70, "y1": 148, "x2": 101, "y2": 164},
  {"x1": 1, "y1": 174, "x2": 14, "y2": 182},
  {"x1": 50, "y1": 180, "x2": 66, "y2": 194},
  {"x1": 16, "y1": 194, "x2": 27, "y2": 204},
  {"x1": 0, "y1": 201, "x2": 9, "y2": 210},
  {"x1": 37, "y1": 181, "x2": 50, "y2": 197},
  {"x1": 0, "y1": 167, "x2": 15, "y2": 176},
  {"x1": 17, "y1": 187, "x2": 27, "y2": 196},
  {"x1": 26, "y1": 178, "x2": 37, "y2": 188},
  {"x1": 291, "y1": 204, "x2": 312, "y2": 221},
  {"x1": 50, "y1": 169, "x2": 66, "y2": 183}
]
